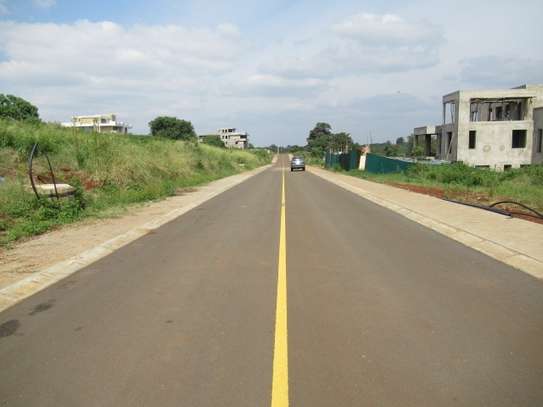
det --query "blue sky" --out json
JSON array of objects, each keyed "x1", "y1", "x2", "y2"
[{"x1": 1, "y1": 0, "x2": 542, "y2": 145}]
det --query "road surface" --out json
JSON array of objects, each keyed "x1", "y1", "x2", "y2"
[{"x1": 1, "y1": 155, "x2": 543, "y2": 406}]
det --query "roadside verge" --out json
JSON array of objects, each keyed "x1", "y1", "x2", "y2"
[
  {"x1": 309, "y1": 166, "x2": 543, "y2": 280},
  {"x1": 0, "y1": 164, "x2": 271, "y2": 312}
]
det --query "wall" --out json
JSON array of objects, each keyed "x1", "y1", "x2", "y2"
[
  {"x1": 455, "y1": 90, "x2": 538, "y2": 170},
  {"x1": 457, "y1": 121, "x2": 534, "y2": 169},
  {"x1": 436, "y1": 123, "x2": 455, "y2": 160},
  {"x1": 533, "y1": 107, "x2": 543, "y2": 164}
]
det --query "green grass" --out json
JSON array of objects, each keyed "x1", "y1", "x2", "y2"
[
  {"x1": 348, "y1": 162, "x2": 543, "y2": 211},
  {"x1": 0, "y1": 119, "x2": 271, "y2": 246},
  {"x1": 293, "y1": 151, "x2": 324, "y2": 166}
]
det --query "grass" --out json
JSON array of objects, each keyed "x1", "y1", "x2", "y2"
[
  {"x1": 293, "y1": 151, "x2": 325, "y2": 166},
  {"x1": 348, "y1": 162, "x2": 543, "y2": 212},
  {"x1": 0, "y1": 119, "x2": 271, "y2": 246}
]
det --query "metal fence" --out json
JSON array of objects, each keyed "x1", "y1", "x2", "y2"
[
  {"x1": 325, "y1": 150, "x2": 360, "y2": 171},
  {"x1": 364, "y1": 153, "x2": 413, "y2": 174}
]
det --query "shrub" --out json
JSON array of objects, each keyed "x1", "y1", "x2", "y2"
[
  {"x1": 0, "y1": 94, "x2": 40, "y2": 122},
  {"x1": 148, "y1": 116, "x2": 196, "y2": 140}
]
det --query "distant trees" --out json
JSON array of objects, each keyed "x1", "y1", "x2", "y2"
[
  {"x1": 306, "y1": 122, "x2": 333, "y2": 156},
  {"x1": 330, "y1": 132, "x2": 353, "y2": 153},
  {"x1": 306, "y1": 123, "x2": 353, "y2": 156},
  {"x1": 383, "y1": 143, "x2": 399, "y2": 157},
  {"x1": 149, "y1": 116, "x2": 196, "y2": 140},
  {"x1": 200, "y1": 135, "x2": 225, "y2": 148},
  {"x1": 395, "y1": 136, "x2": 405, "y2": 145},
  {"x1": 0, "y1": 94, "x2": 40, "y2": 122}
]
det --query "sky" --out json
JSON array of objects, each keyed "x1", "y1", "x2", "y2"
[{"x1": 0, "y1": 0, "x2": 542, "y2": 146}]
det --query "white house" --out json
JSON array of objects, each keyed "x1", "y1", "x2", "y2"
[{"x1": 61, "y1": 114, "x2": 131, "y2": 134}]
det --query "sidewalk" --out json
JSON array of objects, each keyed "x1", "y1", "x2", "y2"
[{"x1": 309, "y1": 166, "x2": 543, "y2": 279}]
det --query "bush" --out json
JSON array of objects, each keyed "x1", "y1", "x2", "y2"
[
  {"x1": 0, "y1": 94, "x2": 40, "y2": 122},
  {"x1": 200, "y1": 135, "x2": 225, "y2": 148},
  {"x1": 355, "y1": 161, "x2": 543, "y2": 211},
  {"x1": 149, "y1": 116, "x2": 196, "y2": 140}
]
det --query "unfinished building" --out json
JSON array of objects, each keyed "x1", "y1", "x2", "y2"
[{"x1": 415, "y1": 84, "x2": 543, "y2": 170}]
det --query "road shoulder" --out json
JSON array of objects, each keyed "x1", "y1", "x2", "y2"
[
  {"x1": 0, "y1": 164, "x2": 271, "y2": 312},
  {"x1": 308, "y1": 166, "x2": 543, "y2": 280}
]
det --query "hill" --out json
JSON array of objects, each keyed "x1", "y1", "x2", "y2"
[{"x1": 0, "y1": 120, "x2": 271, "y2": 245}]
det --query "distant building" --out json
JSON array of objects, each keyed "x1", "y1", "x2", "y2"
[
  {"x1": 414, "y1": 84, "x2": 543, "y2": 170},
  {"x1": 199, "y1": 128, "x2": 249, "y2": 149},
  {"x1": 61, "y1": 114, "x2": 131, "y2": 134}
]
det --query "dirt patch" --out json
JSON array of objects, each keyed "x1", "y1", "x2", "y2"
[
  {"x1": 176, "y1": 187, "x2": 198, "y2": 196},
  {"x1": 386, "y1": 182, "x2": 543, "y2": 225},
  {"x1": 388, "y1": 183, "x2": 445, "y2": 199}
]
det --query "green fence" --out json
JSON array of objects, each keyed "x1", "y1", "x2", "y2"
[
  {"x1": 364, "y1": 153, "x2": 413, "y2": 174},
  {"x1": 325, "y1": 150, "x2": 360, "y2": 171}
]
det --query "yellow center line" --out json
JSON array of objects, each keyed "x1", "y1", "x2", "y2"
[{"x1": 271, "y1": 163, "x2": 289, "y2": 407}]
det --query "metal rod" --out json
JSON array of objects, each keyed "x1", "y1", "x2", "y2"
[
  {"x1": 28, "y1": 143, "x2": 41, "y2": 201},
  {"x1": 45, "y1": 154, "x2": 60, "y2": 201}
]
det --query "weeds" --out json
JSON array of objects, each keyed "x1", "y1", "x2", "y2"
[
  {"x1": 0, "y1": 119, "x2": 271, "y2": 245},
  {"x1": 350, "y1": 162, "x2": 543, "y2": 211}
]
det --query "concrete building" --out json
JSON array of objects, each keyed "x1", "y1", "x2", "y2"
[
  {"x1": 61, "y1": 114, "x2": 131, "y2": 134},
  {"x1": 199, "y1": 128, "x2": 249, "y2": 149},
  {"x1": 415, "y1": 84, "x2": 543, "y2": 170},
  {"x1": 413, "y1": 125, "x2": 436, "y2": 156}
]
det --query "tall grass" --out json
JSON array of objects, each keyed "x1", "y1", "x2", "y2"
[
  {"x1": 350, "y1": 162, "x2": 543, "y2": 211},
  {"x1": 0, "y1": 120, "x2": 271, "y2": 245}
]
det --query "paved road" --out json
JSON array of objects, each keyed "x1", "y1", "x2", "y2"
[{"x1": 1, "y1": 155, "x2": 543, "y2": 406}]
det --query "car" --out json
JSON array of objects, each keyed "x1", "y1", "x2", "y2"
[{"x1": 290, "y1": 156, "x2": 305, "y2": 172}]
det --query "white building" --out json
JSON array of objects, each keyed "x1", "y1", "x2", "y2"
[
  {"x1": 415, "y1": 84, "x2": 543, "y2": 170},
  {"x1": 199, "y1": 128, "x2": 249, "y2": 149},
  {"x1": 61, "y1": 114, "x2": 131, "y2": 134}
]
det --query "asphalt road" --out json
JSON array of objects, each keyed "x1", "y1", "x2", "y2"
[{"x1": 1, "y1": 155, "x2": 543, "y2": 406}]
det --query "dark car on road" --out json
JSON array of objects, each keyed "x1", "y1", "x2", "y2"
[{"x1": 291, "y1": 156, "x2": 305, "y2": 172}]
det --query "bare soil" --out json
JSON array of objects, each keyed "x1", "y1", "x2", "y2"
[
  {"x1": 387, "y1": 182, "x2": 543, "y2": 225},
  {"x1": 0, "y1": 191, "x2": 204, "y2": 289}
]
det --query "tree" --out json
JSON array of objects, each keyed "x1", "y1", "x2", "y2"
[
  {"x1": 306, "y1": 122, "x2": 333, "y2": 156},
  {"x1": 329, "y1": 132, "x2": 353, "y2": 153},
  {"x1": 384, "y1": 144, "x2": 399, "y2": 157},
  {"x1": 200, "y1": 135, "x2": 225, "y2": 148},
  {"x1": 396, "y1": 136, "x2": 405, "y2": 145},
  {"x1": 149, "y1": 116, "x2": 196, "y2": 140},
  {"x1": 0, "y1": 94, "x2": 40, "y2": 122}
]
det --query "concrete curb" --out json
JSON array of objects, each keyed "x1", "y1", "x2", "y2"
[
  {"x1": 308, "y1": 167, "x2": 543, "y2": 280},
  {"x1": 0, "y1": 165, "x2": 272, "y2": 313}
]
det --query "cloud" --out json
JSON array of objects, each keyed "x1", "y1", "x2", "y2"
[
  {"x1": 0, "y1": 20, "x2": 245, "y2": 86},
  {"x1": 0, "y1": 0, "x2": 8, "y2": 15},
  {"x1": 232, "y1": 74, "x2": 328, "y2": 97},
  {"x1": 259, "y1": 12, "x2": 444, "y2": 80},
  {"x1": 33, "y1": 0, "x2": 56, "y2": 9},
  {"x1": 0, "y1": 12, "x2": 447, "y2": 141},
  {"x1": 0, "y1": 20, "x2": 248, "y2": 132},
  {"x1": 0, "y1": 21, "x2": 244, "y2": 79},
  {"x1": 347, "y1": 93, "x2": 435, "y2": 116},
  {"x1": 458, "y1": 56, "x2": 543, "y2": 87},
  {"x1": 333, "y1": 13, "x2": 442, "y2": 47},
  {"x1": 216, "y1": 23, "x2": 240, "y2": 37}
]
